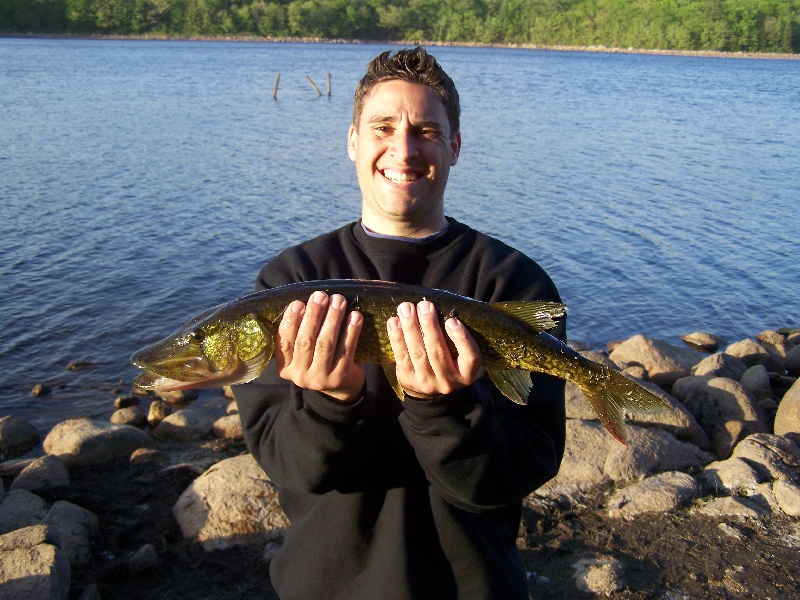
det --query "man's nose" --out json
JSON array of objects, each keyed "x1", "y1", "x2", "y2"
[{"x1": 389, "y1": 131, "x2": 419, "y2": 158}]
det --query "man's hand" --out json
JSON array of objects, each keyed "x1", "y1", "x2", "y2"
[
  {"x1": 275, "y1": 291, "x2": 365, "y2": 403},
  {"x1": 387, "y1": 301, "x2": 482, "y2": 400}
]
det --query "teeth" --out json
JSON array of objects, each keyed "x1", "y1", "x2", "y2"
[{"x1": 383, "y1": 169, "x2": 417, "y2": 184}]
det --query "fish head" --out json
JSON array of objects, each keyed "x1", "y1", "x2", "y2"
[{"x1": 131, "y1": 303, "x2": 275, "y2": 392}]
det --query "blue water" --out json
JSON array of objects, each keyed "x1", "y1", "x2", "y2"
[{"x1": 1, "y1": 38, "x2": 798, "y2": 432}]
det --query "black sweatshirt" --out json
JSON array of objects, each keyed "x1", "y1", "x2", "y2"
[{"x1": 234, "y1": 218, "x2": 566, "y2": 600}]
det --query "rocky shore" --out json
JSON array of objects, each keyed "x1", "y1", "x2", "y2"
[{"x1": 2, "y1": 327, "x2": 800, "y2": 599}]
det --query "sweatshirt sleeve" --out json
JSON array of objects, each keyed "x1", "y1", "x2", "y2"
[{"x1": 397, "y1": 371, "x2": 565, "y2": 512}]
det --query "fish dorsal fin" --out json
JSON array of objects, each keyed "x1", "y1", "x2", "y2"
[
  {"x1": 490, "y1": 301, "x2": 566, "y2": 332},
  {"x1": 382, "y1": 364, "x2": 405, "y2": 400},
  {"x1": 488, "y1": 369, "x2": 532, "y2": 405}
]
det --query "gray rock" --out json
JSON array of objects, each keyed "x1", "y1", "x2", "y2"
[
  {"x1": 786, "y1": 344, "x2": 800, "y2": 377},
  {"x1": 756, "y1": 330, "x2": 789, "y2": 373},
  {"x1": 572, "y1": 554, "x2": 626, "y2": 596},
  {"x1": 153, "y1": 388, "x2": 198, "y2": 405},
  {"x1": 730, "y1": 433, "x2": 800, "y2": 482},
  {"x1": 127, "y1": 543, "x2": 158, "y2": 576},
  {"x1": 0, "y1": 525, "x2": 70, "y2": 600},
  {"x1": 43, "y1": 501, "x2": 99, "y2": 568},
  {"x1": 173, "y1": 454, "x2": 289, "y2": 550},
  {"x1": 607, "y1": 471, "x2": 700, "y2": 519},
  {"x1": 773, "y1": 479, "x2": 800, "y2": 517},
  {"x1": 681, "y1": 332, "x2": 723, "y2": 352},
  {"x1": 0, "y1": 415, "x2": 40, "y2": 459},
  {"x1": 10, "y1": 455, "x2": 70, "y2": 493},
  {"x1": 609, "y1": 335, "x2": 702, "y2": 386},
  {"x1": 43, "y1": 418, "x2": 153, "y2": 467},
  {"x1": 774, "y1": 378, "x2": 800, "y2": 439},
  {"x1": 725, "y1": 338, "x2": 772, "y2": 368},
  {"x1": 696, "y1": 495, "x2": 768, "y2": 519},
  {"x1": 537, "y1": 420, "x2": 714, "y2": 499},
  {"x1": 691, "y1": 352, "x2": 748, "y2": 380},
  {"x1": 739, "y1": 364, "x2": 773, "y2": 400},
  {"x1": 153, "y1": 408, "x2": 216, "y2": 441},
  {"x1": 110, "y1": 406, "x2": 148, "y2": 428},
  {"x1": 0, "y1": 489, "x2": 48, "y2": 534},
  {"x1": 147, "y1": 399, "x2": 172, "y2": 426},
  {"x1": 129, "y1": 448, "x2": 169, "y2": 464},
  {"x1": 212, "y1": 414, "x2": 243, "y2": 439},
  {"x1": 671, "y1": 376, "x2": 766, "y2": 458},
  {"x1": 698, "y1": 457, "x2": 763, "y2": 495}
]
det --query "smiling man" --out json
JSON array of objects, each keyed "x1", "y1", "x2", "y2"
[{"x1": 234, "y1": 47, "x2": 567, "y2": 600}]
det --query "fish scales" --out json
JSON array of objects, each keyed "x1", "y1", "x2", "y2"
[{"x1": 131, "y1": 279, "x2": 672, "y2": 444}]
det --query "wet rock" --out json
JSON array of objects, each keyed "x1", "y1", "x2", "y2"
[
  {"x1": 212, "y1": 414, "x2": 243, "y2": 439},
  {"x1": 43, "y1": 418, "x2": 153, "y2": 467},
  {"x1": 66, "y1": 360, "x2": 95, "y2": 371},
  {"x1": 114, "y1": 395, "x2": 139, "y2": 409},
  {"x1": 671, "y1": 376, "x2": 766, "y2": 458},
  {"x1": 609, "y1": 335, "x2": 702, "y2": 386},
  {"x1": 786, "y1": 344, "x2": 800, "y2": 377},
  {"x1": 607, "y1": 471, "x2": 700, "y2": 519},
  {"x1": 127, "y1": 543, "x2": 158, "y2": 576},
  {"x1": 0, "y1": 524, "x2": 70, "y2": 600},
  {"x1": 773, "y1": 480, "x2": 800, "y2": 517},
  {"x1": 153, "y1": 408, "x2": 216, "y2": 441},
  {"x1": 147, "y1": 399, "x2": 172, "y2": 426},
  {"x1": 739, "y1": 364, "x2": 773, "y2": 400},
  {"x1": 111, "y1": 406, "x2": 148, "y2": 428},
  {"x1": 572, "y1": 554, "x2": 625, "y2": 596},
  {"x1": 44, "y1": 500, "x2": 99, "y2": 568},
  {"x1": 32, "y1": 383, "x2": 52, "y2": 396},
  {"x1": 173, "y1": 454, "x2": 289, "y2": 550},
  {"x1": 0, "y1": 415, "x2": 41, "y2": 458},
  {"x1": 0, "y1": 489, "x2": 48, "y2": 534},
  {"x1": 10, "y1": 455, "x2": 70, "y2": 494},
  {"x1": 774, "y1": 378, "x2": 800, "y2": 440},
  {"x1": 691, "y1": 352, "x2": 748, "y2": 380},
  {"x1": 681, "y1": 332, "x2": 723, "y2": 352}
]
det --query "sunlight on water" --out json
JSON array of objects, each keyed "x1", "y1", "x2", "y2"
[{"x1": 1, "y1": 39, "x2": 798, "y2": 431}]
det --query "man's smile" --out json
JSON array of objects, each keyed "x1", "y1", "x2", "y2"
[{"x1": 382, "y1": 168, "x2": 421, "y2": 184}]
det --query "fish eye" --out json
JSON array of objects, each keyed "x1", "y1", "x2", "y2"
[{"x1": 188, "y1": 329, "x2": 205, "y2": 345}]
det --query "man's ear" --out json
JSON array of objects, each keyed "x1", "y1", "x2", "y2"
[
  {"x1": 450, "y1": 132, "x2": 461, "y2": 166},
  {"x1": 348, "y1": 124, "x2": 358, "y2": 161}
]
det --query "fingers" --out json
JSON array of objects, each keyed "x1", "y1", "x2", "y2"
[
  {"x1": 275, "y1": 291, "x2": 365, "y2": 402},
  {"x1": 387, "y1": 301, "x2": 481, "y2": 399}
]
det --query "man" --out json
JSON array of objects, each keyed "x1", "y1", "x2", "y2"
[{"x1": 234, "y1": 47, "x2": 566, "y2": 600}]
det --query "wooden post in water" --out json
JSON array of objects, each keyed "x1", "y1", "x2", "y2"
[
  {"x1": 327, "y1": 72, "x2": 331, "y2": 96},
  {"x1": 306, "y1": 75, "x2": 322, "y2": 96},
  {"x1": 272, "y1": 73, "x2": 280, "y2": 99}
]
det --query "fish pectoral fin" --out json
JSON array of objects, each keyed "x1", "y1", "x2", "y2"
[
  {"x1": 488, "y1": 369, "x2": 532, "y2": 405},
  {"x1": 490, "y1": 301, "x2": 566, "y2": 331},
  {"x1": 382, "y1": 364, "x2": 405, "y2": 400}
]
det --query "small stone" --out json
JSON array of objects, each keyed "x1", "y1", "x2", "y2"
[
  {"x1": 31, "y1": 383, "x2": 52, "y2": 396},
  {"x1": 114, "y1": 395, "x2": 140, "y2": 409},
  {"x1": 212, "y1": 414, "x2": 243, "y2": 439},
  {"x1": 718, "y1": 522, "x2": 745, "y2": 541},
  {"x1": 572, "y1": 554, "x2": 626, "y2": 596},
  {"x1": 127, "y1": 543, "x2": 158, "y2": 576},
  {"x1": 681, "y1": 332, "x2": 723, "y2": 352},
  {"x1": 130, "y1": 448, "x2": 169, "y2": 464},
  {"x1": 66, "y1": 360, "x2": 95, "y2": 371},
  {"x1": 0, "y1": 415, "x2": 41, "y2": 458},
  {"x1": 10, "y1": 455, "x2": 70, "y2": 493},
  {"x1": 740, "y1": 364, "x2": 773, "y2": 400},
  {"x1": 148, "y1": 400, "x2": 172, "y2": 426},
  {"x1": 111, "y1": 406, "x2": 148, "y2": 428}
]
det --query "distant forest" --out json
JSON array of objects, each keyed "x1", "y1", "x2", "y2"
[{"x1": 2, "y1": 0, "x2": 798, "y2": 53}]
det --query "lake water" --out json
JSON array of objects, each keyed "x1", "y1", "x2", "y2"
[{"x1": 1, "y1": 38, "x2": 798, "y2": 433}]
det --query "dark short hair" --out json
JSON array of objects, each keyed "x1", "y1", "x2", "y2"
[{"x1": 352, "y1": 47, "x2": 460, "y2": 137}]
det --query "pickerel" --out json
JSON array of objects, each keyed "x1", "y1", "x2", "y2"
[{"x1": 131, "y1": 279, "x2": 670, "y2": 444}]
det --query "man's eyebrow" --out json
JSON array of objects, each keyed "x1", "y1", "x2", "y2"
[{"x1": 365, "y1": 115, "x2": 445, "y2": 130}]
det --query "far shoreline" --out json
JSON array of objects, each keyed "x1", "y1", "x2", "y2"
[{"x1": 3, "y1": 32, "x2": 799, "y2": 60}]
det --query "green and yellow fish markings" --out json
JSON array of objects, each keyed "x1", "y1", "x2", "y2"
[{"x1": 131, "y1": 279, "x2": 670, "y2": 444}]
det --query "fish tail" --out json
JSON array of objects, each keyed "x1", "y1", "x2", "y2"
[{"x1": 576, "y1": 365, "x2": 672, "y2": 446}]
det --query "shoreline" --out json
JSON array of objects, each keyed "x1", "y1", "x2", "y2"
[{"x1": 3, "y1": 32, "x2": 798, "y2": 60}]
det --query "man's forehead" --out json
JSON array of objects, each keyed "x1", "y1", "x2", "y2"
[{"x1": 360, "y1": 80, "x2": 448, "y2": 126}]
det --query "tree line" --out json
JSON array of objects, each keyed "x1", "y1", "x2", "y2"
[{"x1": 1, "y1": 0, "x2": 798, "y2": 53}]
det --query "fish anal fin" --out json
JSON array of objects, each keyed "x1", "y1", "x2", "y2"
[
  {"x1": 488, "y1": 369, "x2": 532, "y2": 405},
  {"x1": 491, "y1": 301, "x2": 566, "y2": 332},
  {"x1": 382, "y1": 364, "x2": 405, "y2": 400}
]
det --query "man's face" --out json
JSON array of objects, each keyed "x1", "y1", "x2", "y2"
[{"x1": 348, "y1": 80, "x2": 461, "y2": 236}]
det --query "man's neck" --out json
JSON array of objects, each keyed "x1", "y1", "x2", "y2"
[{"x1": 360, "y1": 215, "x2": 449, "y2": 240}]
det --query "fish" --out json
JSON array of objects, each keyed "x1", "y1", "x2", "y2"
[{"x1": 131, "y1": 279, "x2": 671, "y2": 444}]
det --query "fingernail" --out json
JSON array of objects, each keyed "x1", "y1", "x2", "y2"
[
  {"x1": 446, "y1": 318, "x2": 461, "y2": 330},
  {"x1": 311, "y1": 291, "x2": 327, "y2": 305},
  {"x1": 398, "y1": 303, "x2": 412, "y2": 318},
  {"x1": 417, "y1": 301, "x2": 432, "y2": 315},
  {"x1": 331, "y1": 294, "x2": 345, "y2": 309},
  {"x1": 387, "y1": 316, "x2": 399, "y2": 330}
]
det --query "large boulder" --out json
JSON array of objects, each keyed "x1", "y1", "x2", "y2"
[
  {"x1": 0, "y1": 489, "x2": 48, "y2": 534},
  {"x1": 43, "y1": 418, "x2": 153, "y2": 467},
  {"x1": 44, "y1": 501, "x2": 99, "y2": 568},
  {"x1": 173, "y1": 454, "x2": 289, "y2": 550},
  {"x1": 153, "y1": 409, "x2": 216, "y2": 441},
  {"x1": 609, "y1": 335, "x2": 701, "y2": 386},
  {"x1": 774, "y1": 378, "x2": 800, "y2": 441},
  {"x1": 0, "y1": 525, "x2": 70, "y2": 600},
  {"x1": 0, "y1": 415, "x2": 40, "y2": 459},
  {"x1": 10, "y1": 455, "x2": 70, "y2": 494},
  {"x1": 607, "y1": 471, "x2": 700, "y2": 519},
  {"x1": 671, "y1": 376, "x2": 767, "y2": 458}
]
